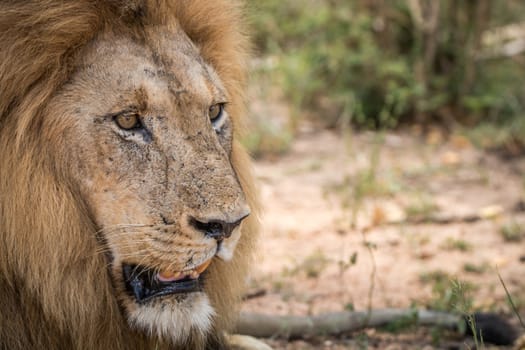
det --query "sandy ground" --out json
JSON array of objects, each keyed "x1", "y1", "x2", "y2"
[{"x1": 240, "y1": 125, "x2": 525, "y2": 349}]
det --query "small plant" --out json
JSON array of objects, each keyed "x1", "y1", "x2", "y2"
[
  {"x1": 405, "y1": 196, "x2": 438, "y2": 221},
  {"x1": 451, "y1": 279, "x2": 483, "y2": 349},
  {"x1": 338, "y1": 251, "x2": 358, "y2": 273},
  {"x1": 345, "y1": 133, "x2": 387, "y2": 228},
  {"x1": 465, "y1": 119, "x2": 525, "y2": 155},
  {"x1": 498, "y1": 272, "x2": 525, "y2": 330},
  {"x1": 338, "y1": 252, "x2": 358, "y2": 309},
  {"x1": 430, "y1": 326, "x2": 445, "y2": 347},
  {"x1": 356, "y1": 332, "x2": 369, "y2": 350},
  {"x1": 406, "y1": 231, "x2": 431, "y2": 248},
  {"x1": 345, "y1": 302, "x2": 355, "y2": 311},
  {"x1": 463, "y1": 262, "x2": 489, "y2": 274},
  {"x1": 500, "y1": 221, "x2": 524, "y2": 243},
  {"x1": 286, "y1": 250, "x2": 331, "y2": 279},
  {"x1": 441, "y1": 237, "x2": 472, "y2": 252},
  {"x1": 419, "y1": 270, "x2": 476, "y2": 312}
]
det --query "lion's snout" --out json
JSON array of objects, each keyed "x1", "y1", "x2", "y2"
[{"x1": 189, "y1": 208, "x2": 250, "y2": 241}]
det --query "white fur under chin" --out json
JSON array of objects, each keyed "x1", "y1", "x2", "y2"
[{"x1": 129, "y1": 293, "x2": 215, "y2": 343}]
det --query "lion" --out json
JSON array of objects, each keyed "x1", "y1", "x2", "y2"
[{"x1": 0, "y1": 1, "x2": 259, "y2": 349}]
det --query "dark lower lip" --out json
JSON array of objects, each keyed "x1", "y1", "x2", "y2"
[{"x1": 122, "y1": 264, "x2": 203, "y2": 304}]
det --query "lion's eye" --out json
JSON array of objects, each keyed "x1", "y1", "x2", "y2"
[
  {"x1": 115, "y1": 113, "x2": 141, "y2": 130},
  {"x1": 208, "y1": 103, "x2": 224, "y2": 123}
]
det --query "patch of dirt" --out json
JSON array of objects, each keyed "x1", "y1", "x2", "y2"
[{"x1": 241, "y1": 127, "x2": 525, "y2": 349}]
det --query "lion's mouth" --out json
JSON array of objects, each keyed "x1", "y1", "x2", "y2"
[{"x1": 122, "y1": 259, "x2": 212, "y2": 303}]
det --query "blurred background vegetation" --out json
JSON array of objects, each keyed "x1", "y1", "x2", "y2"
[
  {"x1": 241, "y1": 4, "x2": 525, "y2": 346},
  {"x1": 245, "y1": 0, "x2": 525, "y2": 157}
]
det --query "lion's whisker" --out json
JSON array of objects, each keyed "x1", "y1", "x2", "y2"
[{"x1": 94, "y1": 224, "x2": 158, "y2": 236}]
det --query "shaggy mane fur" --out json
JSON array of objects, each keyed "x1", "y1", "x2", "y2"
[{"x1": 0, "y1": 1, "x2": 258, "y2": 349}]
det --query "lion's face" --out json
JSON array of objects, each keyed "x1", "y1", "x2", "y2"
[{"x1": 44, "y1": 27, "x2": 249, "y2": 341}]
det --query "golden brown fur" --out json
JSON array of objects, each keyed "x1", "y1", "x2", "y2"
[{"x1": 0, "y1": 1, "x2": 259, "y2": 349}]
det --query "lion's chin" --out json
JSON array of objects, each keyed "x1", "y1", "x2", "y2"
[
  {"x1": 119, "y1": 260, "x2": 217, "y2": 342},
  {"x1": 127, "y1": 292, "x2": 215, "y2": 343}
]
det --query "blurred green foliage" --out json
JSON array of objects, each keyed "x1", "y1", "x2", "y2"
[{"x1": 248, "y1": 0, "x2": 525, "y2": 132}]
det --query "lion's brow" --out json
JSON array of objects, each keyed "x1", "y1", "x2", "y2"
[{"x1": 134, "y1": 86, "x2": 149, "y2": 111}]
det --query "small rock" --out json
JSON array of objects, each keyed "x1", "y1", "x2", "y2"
[
  {"x1": 323, "y1": 339, "x2": 333, "y2": 347},
  {"x1": 491, "y1": 257, "x2": 509, "y2": 268},
  {"x1": 384, "y1": 345, "x2": 402, "y2": 350},
  {"x1": 479, "y1": 205, "x2": 504, "y2": 219},
  {"x1": 515, "y1": 334, "x2": 525, "y2": 350},
  {"x1": 513, "y1": 200, "x2": 525, "y2": 212},
  {"x1": 227, "y1": 334, "x2": 274, "y2": 350}
]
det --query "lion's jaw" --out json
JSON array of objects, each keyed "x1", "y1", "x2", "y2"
[
  {"x1": 45, "y1": 26, "x2": 249, "y2": 343},
  {"x1": 128, "y1": 291, "x2": 215, "y2": 342}
]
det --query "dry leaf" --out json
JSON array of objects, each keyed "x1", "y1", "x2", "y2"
[
  {"x1": 440, "y1": 151, "x2": 460, "y2": 165},
  {"x1": 371, "y1": 205, "x2": 387, "y2": 226},
  {"x1": 479, "y1": 205, "x2": 504, "y2": 219},
  {"x1": 418, "y1": 250, "x2": 435, "y2": 260},
  {"x1": 491, "y1": 256, "x2": 509, "y2": 268}
]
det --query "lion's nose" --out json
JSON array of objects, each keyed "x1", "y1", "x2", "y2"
[{"x1": 190, "y1": 211, "x2": 250, "y2": 240}]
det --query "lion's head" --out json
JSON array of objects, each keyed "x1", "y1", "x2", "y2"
[
  {"x1": 52, "y1": 26, "x2": 252, "y2": 339},
  {"x1": 0, "y1": 1, "x2": 258, "y2": 349}
]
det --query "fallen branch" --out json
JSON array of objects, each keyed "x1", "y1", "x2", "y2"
[
  {"x1": 236, "y1": 309, "x2": 458, "y2": 338},
  {"x1": 235, "y1": 309, "x2": 518, "y2": 345}
]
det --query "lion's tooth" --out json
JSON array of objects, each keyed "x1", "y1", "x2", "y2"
[
  {"x1": 159, "y1": 271, "x2": 176, "y2": 278},
  {"x1": 195, "y1": 259, "x2": 212, "y2": 274},
  {"x1": 158, "y1": 271, "x2": 183, "y2": 282},
  {"x1": 157, "y1": 260, "x2": 212, "y2": 282}
]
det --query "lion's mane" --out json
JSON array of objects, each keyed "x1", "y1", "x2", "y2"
[{"x1": 0, "y1": 1, "x2": 259, "y2": 349}]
